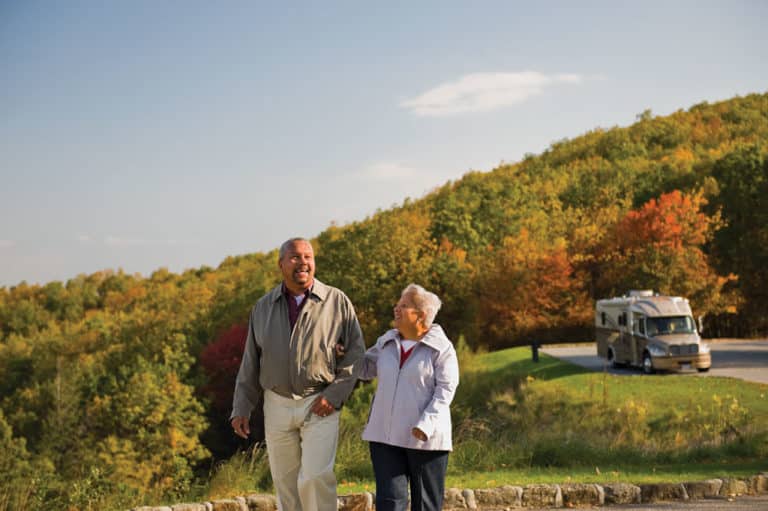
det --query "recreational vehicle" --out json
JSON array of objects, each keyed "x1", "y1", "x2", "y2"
[{"x1": 595, "y1": 290, "x2": 711, "y2": 374}]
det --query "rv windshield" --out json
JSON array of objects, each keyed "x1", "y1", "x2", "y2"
[{"x1": 646, "y1": 316, "x2": 695, "y2": 336}]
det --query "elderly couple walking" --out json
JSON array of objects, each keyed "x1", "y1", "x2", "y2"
[{"x1": 231, "y1": 237, "x2": 460, "y2": 511}]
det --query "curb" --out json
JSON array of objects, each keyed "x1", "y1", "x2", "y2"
[{"x1": 131, "y1": 472, "x2": 767, "y2": 510}]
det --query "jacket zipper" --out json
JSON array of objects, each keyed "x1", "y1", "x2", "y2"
[
  {"x1": 387, "y1": 340, "x2": 417, "y2": 444},
  {"x1": 387, "y1": 343, "x2": 402, "y2": 444}
]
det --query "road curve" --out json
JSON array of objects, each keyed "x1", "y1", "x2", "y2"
[{"x1": 541, "y1": 339, "x2": 768, "y2": 385}]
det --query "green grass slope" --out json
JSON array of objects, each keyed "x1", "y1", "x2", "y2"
[{"x1": 209, "y1": 346, "x2": 768, "y2": 498}]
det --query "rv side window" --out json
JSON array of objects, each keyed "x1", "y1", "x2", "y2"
[
  {"x1": 601, "y1": 312, "x2": 606, "y2": 325},
  {"x1": 634, "y1": 315, "x2": 645, "y2": 334},
  {"x1": 619, "y1": 312, "x2": 626, "y2": 326}
]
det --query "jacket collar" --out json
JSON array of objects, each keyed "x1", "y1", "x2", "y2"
[
  {"x1": 380, "y1": 324, "x2": 451, "y2": 352},
  {"x1": 269, "y1": 278, "x2": 329, "y2": 303}
]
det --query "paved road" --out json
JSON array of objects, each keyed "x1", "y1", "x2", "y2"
[
  {"x1": 541, "y1": 495, "x2": 768, "y2": 510},
  {"x1": 542, "y1": 339, "x2": 768, "y2": 384}
]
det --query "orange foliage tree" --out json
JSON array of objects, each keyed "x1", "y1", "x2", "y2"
[
  {"x1": 473, "y1": 229, "x2": 589, "y2": 349},
  {"x1": 596, "y1": 190, "x2": 734, "y2": 313}
]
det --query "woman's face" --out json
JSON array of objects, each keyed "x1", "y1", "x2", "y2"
[{"x1": 393, "y1": 293, "x2": 422, "y2": 336}]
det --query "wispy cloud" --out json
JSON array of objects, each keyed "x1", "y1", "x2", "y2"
[
  {"x1": 0, "y1": 240, "x2": 16, "y2": 248},
  {"x1": 401, "y1": 71, "x2": 583, "y2": 116}
]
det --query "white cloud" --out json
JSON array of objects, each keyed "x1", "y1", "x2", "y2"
[
  {"x1": 400, "y1": 71, "x2": 584, "y2": 116},
  {"x1": 77, "y1": 234, "x2": 93, "y2": 243},
  {"x1": 0, "y1": 240, "x2": 16, "y2": 248}
]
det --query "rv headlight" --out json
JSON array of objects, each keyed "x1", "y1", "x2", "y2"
[
  {"x1": 699, "y1": 343, "x2": 711, "y2": 353},
  {"x1": 647, "y1": 344, "x2": 666, "y2": 357}
]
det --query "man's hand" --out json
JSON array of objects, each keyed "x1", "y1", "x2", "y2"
[
  {"x1": 310, "y1": 395, "x2": 335, "y2": 417},
  {"x1": 412, "y1": 427, "x2": 427, "y2": 441},
  {"x1": 231, "y1": 416, "x2": 250, "y2": 439}
]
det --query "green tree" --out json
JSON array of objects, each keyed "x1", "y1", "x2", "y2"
[{"x1": 709, "y1": 145, "x2": 768, "y2": 333}]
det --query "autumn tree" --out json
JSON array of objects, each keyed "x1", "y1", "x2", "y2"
[
  {"x1": 595, "y1": 190, "x2": 733, "y2": 314},
  {"x1": 315, "y1": 204, "x2": 438, "y2": 341},
  {"x1": 473, "y1": 229, "x2": 589, "y2": 349}
]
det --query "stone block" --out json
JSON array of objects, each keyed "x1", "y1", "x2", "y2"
[
  {"x1": 443, "y1": 487, "x2": 467, "y2": 509},
  {"x1": 640, "y1": 483, "x2": 688, "y2": 502},
  {"x1": 171, "y1": 504, "x2": 208, "y2": 511},
  {"x1": 746, "y1": 474, "x2": 768, "y2": 495},
  {"x1": 683, "y1": 479, "x2": 722, "y2": 499},
  {"x1": 337, "y1": 492, "x2": 373, "y2": 511},
  {"x1": 462, "y1": 489, "x2": 477, "y2": 509},
  {"x1": 474, "y1": 485, "x2": 522, "y2": 508},
  {"x1": 719, "y1": 477, "x2": 749, "y2": 497},
  {"x1": 602, "y1": 483, "x2": 641, "y2": 505},
  {"x1": 522, "y1": 484, "x2": 562, "y2": 508},
  {"x1": 210, "y1": 499, "x2": 245, "y2": 511},
  {"x1": 244, "y1": 494, "x2": 277, "y2": 511},
  {"x1": 560, "y1": 483, "x2": 604, "y2": 506}
]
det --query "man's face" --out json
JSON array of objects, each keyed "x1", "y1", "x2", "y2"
[{"x1": 279, "y1": 240, "x2": 315, "y2": 291}]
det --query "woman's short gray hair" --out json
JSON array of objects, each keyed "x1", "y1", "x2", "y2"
[{"x1": 402, "y1": 283, "x2": 442, "y2": 329}]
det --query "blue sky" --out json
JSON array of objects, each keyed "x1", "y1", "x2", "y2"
[{"x1": 1, "y1": 1, "x2": 766, "y2": 287}]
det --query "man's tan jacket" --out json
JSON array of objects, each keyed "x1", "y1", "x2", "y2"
[{"x1": 231, "y1": 279, "x2": 365, "y2": 419}]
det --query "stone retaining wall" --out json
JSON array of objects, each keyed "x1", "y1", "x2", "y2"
[{"x1": 132, "y1": 473, "x2": 767, "y2": 510}]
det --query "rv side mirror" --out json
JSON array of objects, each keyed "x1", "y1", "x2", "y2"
[{"x1": 698, "y1": 315, "x2": 705, "y2": 334}]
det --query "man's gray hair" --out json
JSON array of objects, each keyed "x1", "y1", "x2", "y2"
[
  {"x1": 279, "y1": 237, "x2": 313, "y2": 260},
  {"x1": 402, "y1": 283, "x2": 442, "y2": 329}
]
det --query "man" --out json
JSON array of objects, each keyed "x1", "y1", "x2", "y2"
[{"x1": 231, "y1": 237, "x2": 365, "y2": 511}]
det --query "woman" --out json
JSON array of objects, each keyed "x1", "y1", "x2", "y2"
[{"x1": 360, "y1": 283, "x2": 460, "y2": 511}]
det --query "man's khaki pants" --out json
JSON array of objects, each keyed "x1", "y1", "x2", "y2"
[{"x1": 264, "y1": 389, "x2": 339, "y2": 511}]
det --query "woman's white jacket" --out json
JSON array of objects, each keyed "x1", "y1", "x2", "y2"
[{"x1": 360, "y1": 324, "x2": 459, "y2": 451}]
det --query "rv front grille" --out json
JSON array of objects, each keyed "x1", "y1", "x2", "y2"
[{"x1": 670, "y1": 344, "x2": 699, "y2": 356}]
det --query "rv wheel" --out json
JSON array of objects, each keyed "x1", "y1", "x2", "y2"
[{"x1": 642, "y1": 352, "x2": 655, "y2": 374}]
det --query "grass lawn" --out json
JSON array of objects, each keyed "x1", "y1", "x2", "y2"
[
  {"x1": 338, "y1": 460, "x2": 767, "y2": 495},
  {"x1": 473, "y1": 347, "x2": 768, "y2": 418},
  {"x1": 336, "y1": 346, "x2": 768, "y2": 495}
]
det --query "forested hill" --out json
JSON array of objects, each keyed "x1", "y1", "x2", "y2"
[{"x1": 1, "y1": 92, "x2": 767, "y2": 509}]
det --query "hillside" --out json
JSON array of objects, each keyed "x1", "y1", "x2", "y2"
[{"x1": 1, "y1": 92, "x2": 767, "y2": 509}]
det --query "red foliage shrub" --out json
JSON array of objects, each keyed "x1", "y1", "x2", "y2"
[{"x1": 200, "y1": 323, "x2": 248, "y2": 413}]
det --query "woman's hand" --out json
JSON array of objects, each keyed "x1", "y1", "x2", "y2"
[{"x1": 411, "y1": 427, "x2": 427, "y2": 441}]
